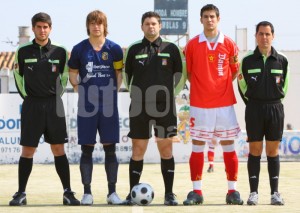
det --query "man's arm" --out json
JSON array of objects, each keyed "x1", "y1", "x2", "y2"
[
  {"x1": 115, "y1": 69, "x2": 122, "y2": 91},
  {"x1": 237, "y1": 58, "x2": 248, "y2": 105},
  {"x1": 123, "y1": 47, "x2": 133, "y2": 91},
  {"x1": 282, "y1": 57, "x2": 290, "y2": 97},
  {"x1": 13, "y1": 49, "x2": 27, "y2": 99},
  {"x1": 69, "y1": 68, "x2": 79, "y2": 92},
  {"x1": 173, "y1": 45, "x2": 187, "y2": 96},
  {"x1": 59, "y1": 48, "x2": 69, "y2": 96}
]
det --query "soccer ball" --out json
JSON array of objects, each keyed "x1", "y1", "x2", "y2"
[{"x1": 131, "y1": 183, "x2": 154, "y2": 205}]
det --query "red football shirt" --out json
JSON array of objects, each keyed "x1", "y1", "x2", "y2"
[{"x1": 185, "y1": 32, "x2": 239, "y2": 108}]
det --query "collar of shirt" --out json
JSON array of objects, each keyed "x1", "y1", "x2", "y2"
[
  {"x1": 142, "y1": 36, "x2": 162, "y2": 48},
  {"x1": 32, "y1": 38, "x2": 52, "y2": 51},
  {"x1": 254, "y1": 46, "x2": 278, "y2": 60},
  {"x1": 198, "y1": 31, "x2": 225, "y2": 44}
]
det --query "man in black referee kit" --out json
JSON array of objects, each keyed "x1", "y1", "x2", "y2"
[
  {"x1": 238, "y1": 21, "x2": 289, "y2": 206},
  {"x1": 122, "y1": 11, "x2": 186, "y2": 206},
  {"x1": 10, "y1": 12, "x2": 80, "y2": 206}
]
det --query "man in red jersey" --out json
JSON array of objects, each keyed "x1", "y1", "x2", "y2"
[{"x1": 183, "y1": 4, "x2": 243, "y2": 205}]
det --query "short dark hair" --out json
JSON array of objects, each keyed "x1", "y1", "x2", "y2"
[
  {"x1": 200, "y1": 4, "x2": 220, "y2": 17},
  {"x1": 256, "y1": 21, "x2": 274, "y2": 35},
  {"x1": 141, "y1": 11, "x2": 161, "y2": 25},
  {"x1": 31, "y1": 12, "x2": 52, "y2": 27},
  {"x1": 86, "y1": 10, "x2": 108, "y2": 36}
]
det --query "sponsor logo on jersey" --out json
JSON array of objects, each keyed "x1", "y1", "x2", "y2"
[
  {"x1": 138, "y1": 60, "x2": 145, "y2": 66},
  {"x1": 28, "y1": 66, "x2": 33, "y2": 71},
  {"x1": 251, "y1": 76, "x2": 258, "y2": 81},
  {"x1": 217, "y1": 53, "x2": 226, "y2": 76},
  {"x1": 86, "y1": 62, "x2": 93, "y2": 72}
]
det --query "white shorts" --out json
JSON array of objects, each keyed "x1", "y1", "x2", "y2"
[{"x1": 189, "y1": 105, "x2": 241, "y2": 142}]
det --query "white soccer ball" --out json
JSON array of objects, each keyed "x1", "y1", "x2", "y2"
[{"x1": 131, "y1": 183, "x2": 154, "y2": 205}]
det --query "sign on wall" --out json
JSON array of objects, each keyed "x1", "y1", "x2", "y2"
[{"x1": 154, "y1": 0, "x2": 188, "y2": 35}]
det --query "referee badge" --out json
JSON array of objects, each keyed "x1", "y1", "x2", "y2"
[
  {"x1": 52, "y1": 64, "x2": 57, "y2": 72},
  {"x1": 162, "y1": 58, "x2": 167, "y2": 65}
]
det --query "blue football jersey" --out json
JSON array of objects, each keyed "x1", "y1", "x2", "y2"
[{"x1": 68, "y1": 39, "x2": 123, "y2": 108}]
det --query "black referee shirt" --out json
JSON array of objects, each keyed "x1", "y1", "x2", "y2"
[
  {"x1": 14, "y1": 39, "x2": 68, "y2": 99},
  {"x1": 238, "y1": 46, "x2": 289, "y2": 104},
  {"x1": 124, "y1": 36, "x2": 184, "y2": 103}
]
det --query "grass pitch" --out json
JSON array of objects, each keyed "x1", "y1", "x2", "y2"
[{"x1": 0, "y1": 162, "x2": 299, "y2": 213}]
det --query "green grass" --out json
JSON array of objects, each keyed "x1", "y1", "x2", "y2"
[{"x1": 0, "y1": 162, "x2": 299, "y2": 213}]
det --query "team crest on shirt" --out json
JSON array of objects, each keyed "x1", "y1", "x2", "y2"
[
  {"x1": 162, "y1": 58, "x2": 167, "y2": 65},
  {"x1": 276, "y1": 76, "x2": 281, "y2": 84},
  {"x1": 102, "y1": 52, "x2": 108, "y2": 60},
  {"x1": 208, "y1": 54, "x2": 215, "y2": 62},
  {"x1": 52, "y1": 64, "x2": 57, "y2": 72}
]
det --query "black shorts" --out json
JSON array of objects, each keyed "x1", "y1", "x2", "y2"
[
  {"x1": 20, "y1": 96, "x2": 68, "y2": 147},
  {"x1": 245, "y1": 101, "x2": 284, "y2": 142},
  {"x1": 128, "y1": 101, "x2": 177, "y2": 139}
]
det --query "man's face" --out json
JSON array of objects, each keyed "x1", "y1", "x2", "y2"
[
  {"x1": 88, "y1": 21, "x2": 104, "y2": 37},
  {"x1": 141, "y1": 17, "x2": 161, "y2": 40},
  {"x1": 32, "y1": 22, "x2": 51, "y2": 43},
  {"x1": 256, "y1": 25, "x2": 274, "y2": 49},
  {"x1": 200, "y1": 10, "x2": 220, "y2": 32}
]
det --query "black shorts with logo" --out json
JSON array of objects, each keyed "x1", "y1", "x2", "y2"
[
  {"x1": 20, "y1": 96, "x2": 68, "y2": 147},
  {"x1": 128, "y1": 101, "x2": 177, "y2": 139},
  {"x1": 245, "y1": 100, "x2": 284, "y2": 142}
]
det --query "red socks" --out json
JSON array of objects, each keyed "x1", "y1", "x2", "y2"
[
  {"x1": 223, "y1": 151, "x2": 238, "y2": 181},
  {"x1": 189, "y1": 152, "x2": 204, "y2": 181},
  {"x1": 207, "y1": 150, "x2": 214, "y2": 163}
]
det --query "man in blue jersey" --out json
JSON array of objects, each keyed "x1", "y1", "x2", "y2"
[{"x1": 68, "y1": 10, "x2": 123, "y2": 205}]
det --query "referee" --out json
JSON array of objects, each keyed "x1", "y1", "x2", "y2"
[
  {"x1": 238, "y1": 21, "x2": 289, "y2": 206},
  {"x1": 122, "y1": 11, "x2": 186, "y2": 206},
  {"x1": 10, "y1": 12, "x2": 80, "y2": 206}
]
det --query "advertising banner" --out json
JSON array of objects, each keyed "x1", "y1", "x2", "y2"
[{"x1": 0, "y1": 92, "x2": 299, "y2": 164}]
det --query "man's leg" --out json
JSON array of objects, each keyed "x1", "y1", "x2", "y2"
[
  {"x1": 157, "y1": 137, "x2": 178, "y2": 206},
  {"x1": 104, "y1": 144, "x2": 123, "y2": 204},
  {"x1": 207, "y1": 142, "x2": 215, "y2": 173},
  {"x1": 122, "y1": 139, "x2": 148, "y2": 205},
  {"x1": 130, "y1": 139, "x2": 148, "y2": 189},
  {"x1": 9, "y1": 146, "x2": 35, "y2": 206},
  {"x1": 221, "y1": 141, "x2": 243, "y2": 205},
  {"x1": 266, "y1": 141, "x2": 284, "y2": 205},
  {"x1": 247, "y1": 141, "x2": 263, "y2": 205},
  {"x1": 79, "y1": 145, "x2": 94, "y2": 205},
  {"x1": 183, "y1": 140, "x2": 205, "y2": 205},
  {"x1": 80, "y1": 145, "x2": 94, "y2": 194},
  {"x1": 51, "y1": 144, "x2": 80, "y2": 206}
]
